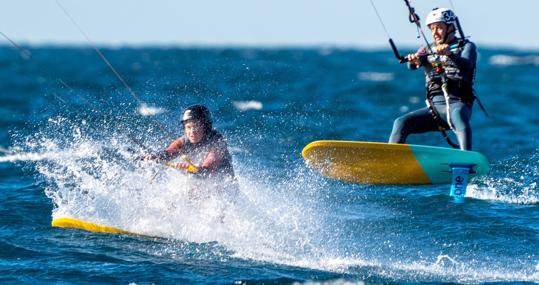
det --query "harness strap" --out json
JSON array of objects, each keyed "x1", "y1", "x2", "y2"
[
  {"x1": 426, "y1": 97, "x2": 460, "y2": 149},
  {"x1": 474, "y1": 95, "x2": 489, "y2": 117}
]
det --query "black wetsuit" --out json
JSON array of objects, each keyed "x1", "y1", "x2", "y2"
[{"x1": 389, "y1": 39, "x2": 477, "y2": 150}]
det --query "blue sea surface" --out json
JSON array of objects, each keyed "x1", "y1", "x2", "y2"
[{"x1": 1, "y1": 45, "x2": 539, "y2": 284}]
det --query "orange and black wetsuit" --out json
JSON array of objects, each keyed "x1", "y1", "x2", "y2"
[{"x1": 159, "y1": 129, "x2": 235, "y2": 180}]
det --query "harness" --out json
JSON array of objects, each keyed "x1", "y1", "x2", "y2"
[
  {"x1": 423, "y1": 39, "x2": 484, "y2": 149},
  {"x1": 425, "y1": 97, "x2": 460, "y2": 148},
  {"x1": 426, "y1": 55, "x2": 461, "y2": 149}
]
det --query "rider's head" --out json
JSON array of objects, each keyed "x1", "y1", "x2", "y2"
[
  {"x1": 426, "y1": 8, "x2": 457, "y2": 45},
  {"x1": 181, "y1": 104, "x2": 213, "y2": 144}
]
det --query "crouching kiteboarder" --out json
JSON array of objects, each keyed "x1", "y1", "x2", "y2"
[{"x1": 144, "y1": 104, "x2": 238, "y2": 203}]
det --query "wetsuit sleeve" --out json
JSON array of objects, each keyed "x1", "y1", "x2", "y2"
[
  {"x1": 448, "y1": 41, "x2": 477, "y2": 71},
  {"x1": 407, "y1": 47, "x2": 429, "y2": 70},
  {"x1": 158, "y1": 138, "x2": 184, "y2": 161}
]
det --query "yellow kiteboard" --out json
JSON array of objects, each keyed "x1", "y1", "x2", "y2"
[
  {"x1": 302, "y1": 141, "x2": 489, "y2": 185},
  {"x1": 52, "y1": 217, "x2": 146, "y2": 236}
]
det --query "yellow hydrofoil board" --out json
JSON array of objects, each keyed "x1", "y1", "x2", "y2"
[{"x1": 302, "y1": 141, "x2": 489, "y2": 185}]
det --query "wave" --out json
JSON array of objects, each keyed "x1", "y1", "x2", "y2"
[
  {"x1": 232, "y1": 100, "x2": 263, "y2": 111},
  {"x1": 357, "y1": 72, "x2": 394, "y2": 82},
  {"x1": 138, "y1": 103, "x2": 166, "y2": 116},
  {"x1": 467, "y1": 151, "x2": 539, "y2": 204},
  {"x1": 291, "y1": 254, "x2": 539, "y2": 284},
  {"x1": 0, "y1": 152, "x2": 64, "y2": 163},
  {"x1": 489, "y1": 54, "x2": 539, "y2": 66}
]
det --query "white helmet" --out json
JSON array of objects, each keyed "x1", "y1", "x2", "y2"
[{"x1": 426, "y1": 7, "x2": 457, "y2": 26}]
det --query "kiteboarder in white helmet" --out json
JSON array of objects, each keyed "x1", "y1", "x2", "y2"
[{"x1": 389, "y1": 8, "x2": 478, "y2": 150}]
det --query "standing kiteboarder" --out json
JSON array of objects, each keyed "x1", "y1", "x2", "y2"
[{"x1": 387, "y1": 7, "x2": 477, "y2": 150}]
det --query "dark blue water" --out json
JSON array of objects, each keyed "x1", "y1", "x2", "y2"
[{"x1": 1, "y1": 45, "x2": 539, "y2": 284}]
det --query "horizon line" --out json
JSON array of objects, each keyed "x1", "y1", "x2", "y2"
[{"x1": 1, "y1": 42, "x2": 538, "y2": 52}]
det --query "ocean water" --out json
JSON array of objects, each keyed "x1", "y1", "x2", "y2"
[{"x1": 1, "y1": 45, "x2": 538, "y2": 284}]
